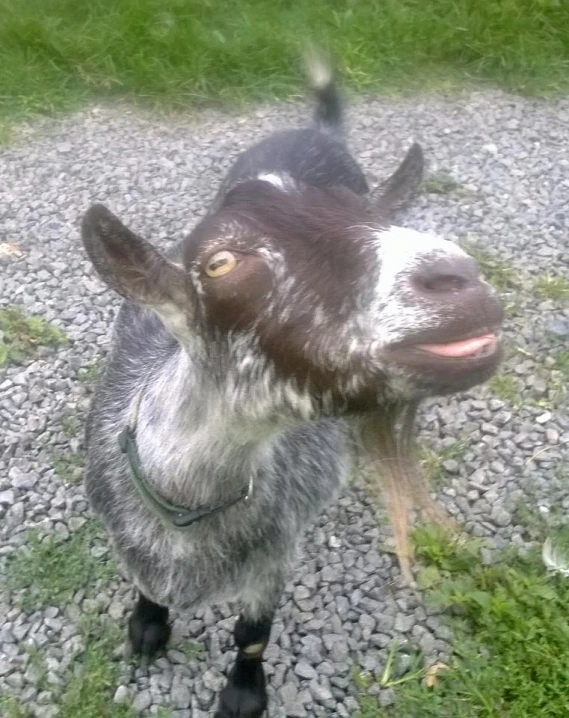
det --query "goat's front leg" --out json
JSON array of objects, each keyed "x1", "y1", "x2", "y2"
[
  {"x1": 215, "y1": 612, "x2": 274, "y2": 718},
  {"x1": 127, "y1": 591, "x2": 172, "y2": 662}
]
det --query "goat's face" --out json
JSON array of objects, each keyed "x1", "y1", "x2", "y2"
[{"x1": 82, "y1": 180, "x2": 503, "y2": 418}]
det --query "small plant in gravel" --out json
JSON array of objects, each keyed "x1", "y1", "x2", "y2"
[
  {"x1": 539, "y1": 351, "x2": 569, "y2": 408},
  {"x1": 0, "y1": 306, "x2": 67, "y2": 366},
  {"x1": 551, "y1": 350, "x2": 569, "y2": 380},
  {"x1": 420, "y1": 439, "x2": 468, "y2": 488},
  {"x1": 423, "y1": 172, "x2": 460, "y2": 195},
  {"x1": 487, "y1": 373, "x2": 521, "y2": 406},
  {"x1": 512, "y1": 497, "x2": 548, "y2": 541},
  {"x1": 23, "y1": 643, "x2": 50, "y2": 691},
  {"x1": 60, "y1": 410, "x2": 84, "y2": 439},
  {"x1": 5, "y1": 520, "x2": 115, "y2": 611},
  {"x1": 533, "y1": 275, "x2": 569, "y2": 302},
  {"x1": 77, "y1": 358, "x2": 103, "y2": 384},
  {"x1": 355, "y1": 525, "x2": 569, "y2": 717},
  {"x1": 51, "y1": 448, "x2": 85, "y2": 484},
  {"x1": 180, "y1": 641, "x2": 206, "y2": 659}
]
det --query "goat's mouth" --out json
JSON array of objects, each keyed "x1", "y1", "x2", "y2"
[
  {"x1": 415, "y1": 332, "x2": 498, "y2": 360},
  {"x1": 386, "y1": 327, "x2": 503, "y2": 391}
]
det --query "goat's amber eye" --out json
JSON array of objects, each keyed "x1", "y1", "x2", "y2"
[{"x1": 204, "y1": 251, "x2": 237, "y2": 278}]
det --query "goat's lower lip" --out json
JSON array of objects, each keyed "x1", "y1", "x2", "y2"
[{"x1": 416, "y1": 333, "x2": 497, "y2": 358}]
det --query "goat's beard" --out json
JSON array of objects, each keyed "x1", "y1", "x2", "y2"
[{"x1": 358, "y1": 402, "x2": 456, "y2": 583}]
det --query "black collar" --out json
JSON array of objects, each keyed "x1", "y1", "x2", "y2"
[{"x1": 118, "y1": 392, "x2": 253, "y2": 530}]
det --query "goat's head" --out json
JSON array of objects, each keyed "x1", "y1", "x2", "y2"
[{"x1": 82, "y1": 147, "x2": 503, "y2": 421}]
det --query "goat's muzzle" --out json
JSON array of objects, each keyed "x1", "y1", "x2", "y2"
[{"x1": 384, "y1": 270, "x2": 505, "y2": 395}]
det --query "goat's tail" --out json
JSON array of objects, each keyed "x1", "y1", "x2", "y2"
[{"x1": 304, "y1": 46, "x2": 343, "y2": 136}]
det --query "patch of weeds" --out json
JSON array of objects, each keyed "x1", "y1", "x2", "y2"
[
  {"x1": 545, "y1": 374, "x2": 568, "y2": 409},
  {"x1": 459, "y1": 239, "x2": 520, "y2": 293},
  {"x1": 541, "y1": 351, "x2": 569, "y2": 408},
  {"x1": 5, "y1": 519, "x2": 115, "y2": 611},
  {"x1": 78, "y1": 359, "x2": 103, "y2": 384},
  {"x1": 0, "y1": 306, "x2": 67, "y2": 366},
  {"x1": 419, "y1": 439, "x2": 468, "y2": 489},
  {"x1": 24, "y1": 643, "x2": 49, "y2": 691},
  {"x1": 533, "y1": 275, "x2": 569, "y2": 302},
  {"x1": 423, "y1": 172, "x2": 460, "y2": 195},
  {"x1": 487, "y1": 373, "x2": 521, "y2": 406},
  {"x1": 51, "y1": 448, "x2": 84, "y2": 484},
  {"x1": 552, "y1": 350, "x2": 569, "y2": 380},
  {"x1": 512, "y1": 497, "x2": 548, "y2": 542},
  {"x1": 60, "y1": 410, "x2": 84, "y2": 439},
  {"x1": 0, "y1": 696, "x2": 32, "y2": 717},
  {"x1": 56, "y1": 612, "x2": 136, "y2": 718},
  {"x1": 356, "y1": 525, "x2": 569, "y2": 717}
]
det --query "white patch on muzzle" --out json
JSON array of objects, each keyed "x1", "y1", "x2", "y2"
[{"x1": 369, "y1": 226, "x2": 470, "y2": 346}]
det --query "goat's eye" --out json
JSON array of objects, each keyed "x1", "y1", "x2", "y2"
[{"x1": 205, "y1": 251, "x2": 237, "y2": 278}]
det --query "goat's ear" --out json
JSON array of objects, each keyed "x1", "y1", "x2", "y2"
[
  {"x1": 371, "y1": 143, "x2": 424, "y2": 222},
  {"x1": 82, "y1": 204, "x2": 188, "y2": 325}
]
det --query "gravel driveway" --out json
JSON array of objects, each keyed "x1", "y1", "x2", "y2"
[{"x1": 1, "y1": 90, "x2": 569, "y2": 717}]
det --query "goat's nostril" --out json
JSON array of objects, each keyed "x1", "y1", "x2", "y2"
[
  {"x1": 412, "y1": 257, "x2": 478, "y2": 295},
  {"x1": 419, "y1": 274, "x2": 468, "y2": 293}
]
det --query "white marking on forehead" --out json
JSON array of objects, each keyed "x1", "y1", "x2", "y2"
[{"x1": 375, "y1": 225, "x2": 467, "y2": 299}]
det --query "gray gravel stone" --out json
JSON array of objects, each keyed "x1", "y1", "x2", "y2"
[
  {"x1": 546, "y1": 316, "x2": 569, "y2": 337},
  {"x1": 132, "y1": 689, "x2": 152, "y2": 712},
  {"x1": 113, "y1": 685, "x2": 129, "y2": 703},
  {"x1": 294, "y1": 659, "x2": 318, "y2": 680},
  {"x1": 170, "y1": 682, "x2": 191, "y2": 708}
]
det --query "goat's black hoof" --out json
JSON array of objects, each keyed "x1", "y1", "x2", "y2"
[
  {"x1": 126, "y1": 595, "x2": 171, "y2": 661},
  {"x1": 215, "y1": 659, "x2": 267, "y2": 718}
]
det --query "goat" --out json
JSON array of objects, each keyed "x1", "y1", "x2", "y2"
[{"x1": 81, "y1": 59, "x2": 504, "y2": 717}]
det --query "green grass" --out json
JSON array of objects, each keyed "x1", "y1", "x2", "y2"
[
  {"x1": 0, "y1": 306, "x2": 67, "y2": 365},
  {"x1": 533, "y1": 275, "x2": 569, "y2": 301},
  {"x1": 5, "y1": 519, "x2": 115, "y2": 611},
  {"x1": 0, "y1": 697, "x2": 32, "y2": 718},
  {"x1": 3, "y1": 519, "x2": 142, "y2": 716},
  {"x1": 1, "y1": 612, "x2": 138, "y2": 717},
  {"x1": 1, "y1": 0, "x2": 569, "y2": 129},
  {"x1": 356, "y1": 525, "x2": 569, "y2": 717},
  {"x1": 56, "y1": 613, "x2": 137, "y2": 718}
]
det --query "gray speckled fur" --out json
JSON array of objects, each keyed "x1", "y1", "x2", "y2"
[{"x1": 85, "y1": 110, "x2": 363, "y2": 620}]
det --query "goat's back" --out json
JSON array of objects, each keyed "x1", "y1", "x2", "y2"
[{"x1": 211, "y1": 128, "x2": 369, "y2": 213}]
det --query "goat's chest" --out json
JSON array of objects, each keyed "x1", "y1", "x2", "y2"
[{"x1": 113, "y1": 420, "x2": 352, "y2": 610}]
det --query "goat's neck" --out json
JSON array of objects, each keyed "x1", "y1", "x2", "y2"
[{"x1": 136, "y1": 346, "x2": 298, "y2": 504}]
